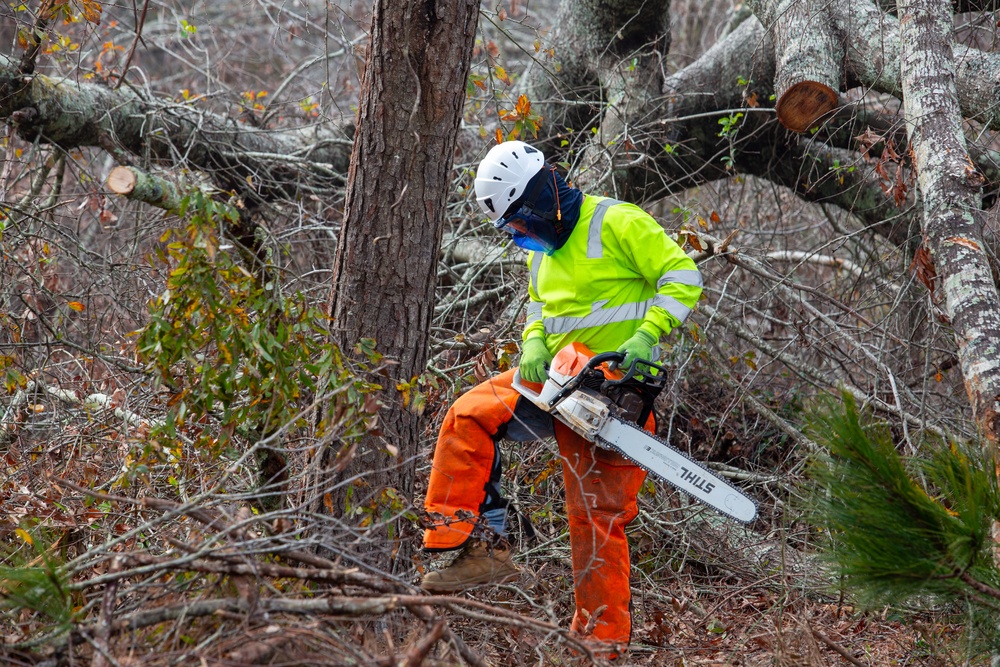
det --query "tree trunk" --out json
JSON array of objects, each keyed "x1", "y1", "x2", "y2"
[
  {"x1": 324, "y1": 0, "x2": 478, "y2": 574},
  {"x1": 899, "y1": 0, "x2": 1000, "y2": 441},
  {"x1": 527, "y1": 0, "x2": 671, "y2": 162},
  {"x1": 538, "y1": 0, "x2": 672, "y2": 198}
]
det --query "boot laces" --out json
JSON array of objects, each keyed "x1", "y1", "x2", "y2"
[
  {"x1": 453, "y1": 541, "x2": 485, "y2": 564},
  {"x1": 451, "y1": 546, "x2": 475, "y2": 565},
  {"x1": 452, "y1": 538, "x2": 502, "y2": 565}
]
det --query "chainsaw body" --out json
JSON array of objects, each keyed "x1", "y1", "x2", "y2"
[{"x1": 512, "y1": 342, "x2": 758, "y2": 524}]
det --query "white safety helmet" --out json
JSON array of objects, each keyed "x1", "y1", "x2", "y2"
[{"x1": 474, "y1": 141, "x2": 545, "y2": 222}]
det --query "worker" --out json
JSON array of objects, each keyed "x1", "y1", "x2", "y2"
[{"x1": 421, "y1": 140, "x2": 703, "y2": 653}]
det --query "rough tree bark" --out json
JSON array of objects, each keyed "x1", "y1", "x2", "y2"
[
  {"x1": 831, "y1": 0, "x2": 1000, "y2": 131},
  {"x1": 528, "y1": 0, "x2": 671, "y2": 153},
  {"x1": 323, "y1": 0, "x2": 479, "y2": 573},
  {"x1": 898, "y1": 0, "x2": 1000, "y2": 442},
  {"x1": 528, "y1": 0, "x2": 671, "y2": 198}
]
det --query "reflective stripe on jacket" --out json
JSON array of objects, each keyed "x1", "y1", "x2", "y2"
[{"x1": 522, "y1": 195, "x2": 702, "y2": 355}]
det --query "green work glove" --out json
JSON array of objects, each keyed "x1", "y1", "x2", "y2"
[
  {"x1": 520, "y1": 337, "x2": 553, "y2": 384},
  {"x1": 615, "y1": 329, "x2": 657, "y2": 372}
]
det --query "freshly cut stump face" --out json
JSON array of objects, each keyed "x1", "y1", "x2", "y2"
[{"x1": 776, "y1": 80, "x2": 838, "y2": 133}]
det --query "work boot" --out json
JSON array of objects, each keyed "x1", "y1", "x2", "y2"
[{"x1": 420, "y1": 540, "x2": 519, "y2": 592}]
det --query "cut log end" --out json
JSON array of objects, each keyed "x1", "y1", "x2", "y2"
[
  {"x1": 775, "y1": 81, "x2": 838, "y2": 133},
  {"x1": 107, "y1": 166, "x2": 138, "y2": 195}
]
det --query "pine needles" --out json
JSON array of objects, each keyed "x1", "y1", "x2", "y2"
[
  {"x1": 806, "y1": 392, "x2": 1000, "y2": 652},
  {"x1": 0, "y1": 529, "x2": 73, "y2": 631}
]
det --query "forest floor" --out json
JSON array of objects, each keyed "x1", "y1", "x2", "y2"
[
  {"x1": 429, "y1": 554, "x2": 968, "y2": 667},
  {"x1": 0, "y1": 379, "x2": 981, "y2": 666},
  {"x1": 1, "y1": 467, "x2": 971, "y2": 667}
]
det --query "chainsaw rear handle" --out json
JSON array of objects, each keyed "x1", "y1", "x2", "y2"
[
  {"x1": 515, "y1": 350, "x2": 670, "y2": 412},
  {"x1": 548, "y1": 352, "x2": 670, "y2": 409}
]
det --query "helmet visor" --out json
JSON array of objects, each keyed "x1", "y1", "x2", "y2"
[
  {"x1": 511, "y1": 232, "x2": 555, "y2": 253},
  {"x1": 496, "y1": 207, "x2": 558, "y2": 254}
]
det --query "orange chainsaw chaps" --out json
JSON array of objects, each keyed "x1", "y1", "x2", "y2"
[
  {"x1": 555, "y1": 414, "x2": 652, "y2": 647},
  {"x1": 422, "y1": 369, "x2": 523, "y2": 551}
]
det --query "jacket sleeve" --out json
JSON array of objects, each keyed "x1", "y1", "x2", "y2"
[
  {"x1": 522, "y1": 253, "x2": 546, "y2": 342},
  {"x1": 618, "y1": 210, "x2": 703, "y2": 339}
]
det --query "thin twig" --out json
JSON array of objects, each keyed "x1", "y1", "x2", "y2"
[
  {"x1": 91, "y1": 557, "x2": 122, "y2": 667},
  {"x1": 400, "y1": 618, "x2": 446, "y2": 667},
  {"x1": 960, "y1": 570, "x2": 1000, "y2": 600},
  {"x1": 114, "y1": 0, "x2": 150, "y2": 90},
  {"x1": 811, "y1": 627, "x2": 870, "y2": 667},
  {"x1": 120, "y1": 552, "x2": 393, "y2": 592},
  {"x1": 408, "y1": 604, "x2": 486, "y2": 667}
]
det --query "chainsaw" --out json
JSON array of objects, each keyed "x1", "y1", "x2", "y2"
[{"x1": 512, "y1": 342, "x2": 758, "y2": 524}]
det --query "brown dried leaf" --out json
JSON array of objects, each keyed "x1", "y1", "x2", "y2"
[
  {"x1": 882, "y1": 138, "x2": 900, "y2": 163},
  {"x1": 910, "y1": 245, "x2": 937, "y2": 294},
  {"x1": 80, "y1": 0, "x2": 103, "y2": 24},
  {"x1": 854, "y1": 127, "x2": 883, "y2": 159},
  {"x1": 99, "y1": 208, "x2": 118, "y2": 226},
  {"x1": 683, "y1": 232, "x2": 703, "y2": 252}
]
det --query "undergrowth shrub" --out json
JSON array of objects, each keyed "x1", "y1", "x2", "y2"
[
  {"x1": 0, "y1": 528, "x2": 73, "y2": 634},
  {"x1": 133, "y1": 192, "x2": 378, "y2": 497}
]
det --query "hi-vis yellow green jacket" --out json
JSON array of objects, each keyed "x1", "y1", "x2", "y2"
[{"x1": 523, "y1": 195, "x2": 702, "y2": 356}]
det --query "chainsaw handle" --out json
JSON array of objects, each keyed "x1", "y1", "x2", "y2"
[
  {"x1": 546, "y1": 351, "x2": 624, "y2": 409},
  {"x1": 585, "y1": 351, "x2": 627, "y2": 369},
  {"x1": 603, "y1": 356, "x2": 670, "y2": 391}
]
